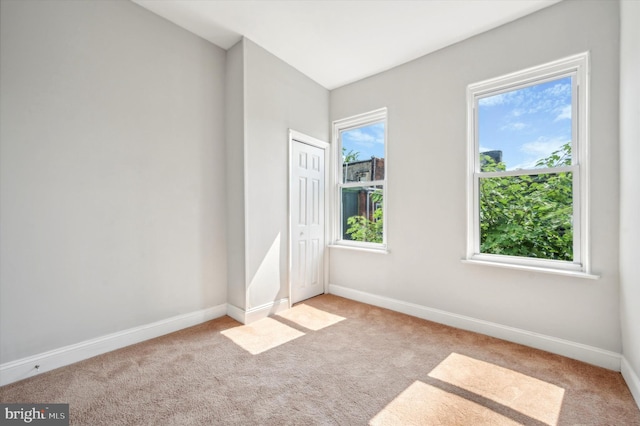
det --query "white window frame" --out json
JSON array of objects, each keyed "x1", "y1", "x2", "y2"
[
  {"x1": 332, "y1": 108, "x2": 388, "y2": 251},
  {"x1": 465, "y1": 53, "x2": 595, "y2": 277}
]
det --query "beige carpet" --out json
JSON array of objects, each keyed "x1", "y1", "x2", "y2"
[{"x1": 1, "y1": 294, "x2": 638, "y2": 425}]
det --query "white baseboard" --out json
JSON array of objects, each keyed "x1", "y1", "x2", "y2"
[
  {"x1": 226, "y1": 303, "x2": 246, "y2": 324},
  {"x1": 0, "y1": 304, "x2": 227, "y2": 387},
  {"x1": 622, "y1": 357, "x2": 640, "y2": 409},
  {"x1": 329, "y1": 284, "x2": 622, "y2": 371},
  {"x1": 226, "y1": 298, "x2": 290, "y2": 324}
]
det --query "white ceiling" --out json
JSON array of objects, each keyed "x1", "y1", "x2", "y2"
[{"x1": 132, "y1": 0, "x2": 561, "y2": 90}]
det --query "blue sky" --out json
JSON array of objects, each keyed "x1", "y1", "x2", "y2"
[
  {"x1": 478, "y1": 76, "x2": 572, "y2": 171},
  {"x1": 341, "y1": 121, "x2": 385, "y2": 161},
  {"x1": 340, "y1": 77, "x2": 571, "y2": 168}
]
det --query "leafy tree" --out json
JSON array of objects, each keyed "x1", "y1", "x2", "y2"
[
  {"x1": 343, "y1": 149, "x2": 383, "y2": 243},
  {"x1": 342, "y1": 147, "x2": 360, "y2": 163},
  {"x1": 343, "y1": 143, "x2": 573, "y2": 255},
  {"x1": 345, "y1": 189, "x2": 383, "y2": 243},
  {"x1": 479, "y1": 143, "x2": 573, "y2": 260}
]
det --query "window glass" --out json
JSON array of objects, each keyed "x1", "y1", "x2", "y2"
[
  {"x1": 478, "y1": 76, "x2": 572, "y2": 171},
  {"x1": 476, "y1": 75, "x2": 575, "y2": 262},
  {"x1": 479, "y1": 172, "x2": 573, "y2": 260},
  {"x1": 341, "y1": 185, "x2": 384, "y2": 243},
  {"x1": 467, "y1": 53, "x2": 589, "y2": 273},
  {"x1": 341, "y1": 122, "x2": 385, "y2": 183},
  {"x1": 334, "y1": 109, "x2": 387, "y2": 249}
]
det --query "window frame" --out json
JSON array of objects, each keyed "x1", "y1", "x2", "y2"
[
  {"x1": 332, "y1": 108, "x2": 388, "y2": 251},
  {"x1": 466, "y1": 53, "x2": 592, "y2": 275}
]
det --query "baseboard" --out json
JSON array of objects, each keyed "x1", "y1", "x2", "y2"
[
  {"x1": 622, "y1": 357, "x2": 640, "y2": 409},
  {"x1": 226, "y1": 303, "x2": 246, "y2": 324},
  {"x1": 0, "y1": 303, "x2": 227, "y2": 387},
  {"x1": 329, "y1": 284, "x2": 622, "y2": 371},
  {"x1": 226, "y1": 298, "x2": 290, "y2": 324}
]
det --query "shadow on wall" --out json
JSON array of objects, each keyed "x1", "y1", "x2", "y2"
[{"x1": 246, "y1": 233, "x2": 283, "y2": 311}]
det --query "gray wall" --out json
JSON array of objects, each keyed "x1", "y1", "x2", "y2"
[
  {"x1": 0, "y1": 0, "x2": 228, "y2": 362},
  {"x1": 225, "y1": 40, "x2": 247, "y2": 310},
  {"x1": 223, "y1": 38, "x2": 329, "y2": 314},
  {"x1": 330, "y1": 0, "x2": 621, "y2": 352},
  {"x1": 1, "y1": 0, "x2": 633, "y2": 386},
  {"x1": 620, "y1": 0, "x2": 640, "y2": 384},
  {"x1": 243, "y1": 39, "x2": 329, "y2": 310}
]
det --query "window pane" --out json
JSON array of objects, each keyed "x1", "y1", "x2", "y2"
[
  {"x1": 479, "y1": 172, "x2": 573, "y2": 261},
  {"x1": 342, "y1": 122, "x2": 385, "y2": 183},
  {"x1": 341, "y1": 185, "x2": 383, "y2": 243},
  {"x1": 478, "y1": 76, "x2": 572, "y2": 171}
]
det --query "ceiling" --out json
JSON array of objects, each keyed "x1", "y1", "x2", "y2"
[{"x1": 132, "y1": 0, "x2": 561, "y2": 90}]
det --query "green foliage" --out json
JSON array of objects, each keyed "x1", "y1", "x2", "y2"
[
  {"x1": 534, "y1": 142, "x2": 571, "y2": 168},
  {"x1": 345, "y1": 189, "x2": 383, "y2": 243},
  {"x1": 480, "y1": 143, "x2": 573, "y2": 260},
  {"x1": 343, "y1": 143, "x2": 573, "y2": 254},
  {"x1": 342, "y1": 147, "x2": 360, "y2": 163}
]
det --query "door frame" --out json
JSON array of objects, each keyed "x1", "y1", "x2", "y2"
[{"x1": 288, "y1": 129, "x2": 331, "y2": 307}]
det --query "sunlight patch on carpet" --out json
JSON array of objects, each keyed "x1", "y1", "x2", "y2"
[
  {"x1": 428, "y1": 352, "x2": 565, "y2": 425},
  {"x1": 276, "y1": 304, "x2": 346, "y2": 331},
  {"x1": 370, "y1": 380, "x2": 521, "y2": 426},
  {"x1": 220, "y1": 317, "x2": 305, "y2": 355}
]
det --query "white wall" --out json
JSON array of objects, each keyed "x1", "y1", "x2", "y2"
[
  {"x1": 223, "y1": 38, "x2": 329, "y2": 318},
  {"x1": 225, "y1": 40, "x2": 247, "y2": 310},
  {"x1": 1, "y1": 0, "x2": 631, "y2": 383},
  {"x1": 243, "y1": 39, "x2": 329, "y2": 310},
  {"x1": 0, "y1": 0, "x2": 228, "y2": 363},
  {"x1": 619, "y1": 0, "x2": 640, "y2": 399},
  {"x1": 330, "y1": 0, "x2": 622, "y2": 355}
]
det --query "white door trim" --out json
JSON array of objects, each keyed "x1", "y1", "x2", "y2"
[{"x1": 288, "y1": 129, "x2": 330, "y2": 307}]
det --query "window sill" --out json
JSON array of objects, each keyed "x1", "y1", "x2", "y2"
[
  {"x1": 461, "y1": 258, "x2": 600, "y2": 279},
  {"x1": 328, "y1": 244, "x2": 389, "y2": 254}
]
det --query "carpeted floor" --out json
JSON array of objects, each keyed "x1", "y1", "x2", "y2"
[{"x1": 1, "y1": 294, "x2": 639, "y2": 425}]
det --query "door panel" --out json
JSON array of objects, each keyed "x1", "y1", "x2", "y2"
[
  {"x1": 298, "y1": 177, "x2": 307, "y2": 225},
  {"x1": 291, "y1": 141, "x2": 325, "y2": 304}
]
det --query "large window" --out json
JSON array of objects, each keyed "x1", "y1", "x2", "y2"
[
  {"x1": 333, "y1": 108, "x2": 387, "y2": 249},
  {"x1": 467, "y1": 53, "x2": 591, "y2": 274}
]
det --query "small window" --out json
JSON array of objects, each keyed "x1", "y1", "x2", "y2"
[
  {"x1": 333, "y1": 108, "x2": 387, "y2": 249},
  {"x1": 467, "y1": 53, "x2": 590, "y2": 273}
]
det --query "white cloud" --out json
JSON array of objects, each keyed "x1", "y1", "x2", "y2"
[
  {"x1": 525, "y1": 82, "x2": 571, "y2": 115},
  {"x1": 544, "y1": 83, "x2": 571, "y2": 98},
  {"x1": 479, "y1": 90, "x2": 524, "y2": 107},
  {"x1": 521, "y1": 139, "x2": 563, "y2": 155},
  {"x1": 479, "y1": 80, "x2": 571, "y2": 119},
  {"x1": 554, "y1": 104, "x2": 571, "y2": 121},
  {"x1": 511, "y1": 136, "x2": 569, "y2": 170},
  {"x1": 500, "y1": 122, "x2": 527, "y2": 131},
  {"x1": 479, "y1": 93, "x2": 508, "y2": 106},
  {"x1": 344, "y1": 126, "x2": 383, "y2": 146},
  {"x1": 342, "y1": 122, "x2": 385, "y2": 159},
  {"x1": 345, "y1": 129, "x2": 375, "y2": 144}
]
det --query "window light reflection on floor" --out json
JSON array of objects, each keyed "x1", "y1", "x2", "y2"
[
  {"x1": 276, "y1": 304, "x2": 346, "y2": 331},
  {"x1": 371, "y1": 352, "x2": 565, "y2": 426},
  {"x1": 220, "y1": 317, "x2": 304, "y2": 355},
  {"x1": 220, "y1": 304, "x2": 345, "y2": 355},
  {"x1": 370, "y1": 380, "x2": 522, "y2": 426}
]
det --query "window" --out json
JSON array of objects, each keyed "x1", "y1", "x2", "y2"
[
  {"x1": 467, "y1": 53, "x2": 591, "y2": 274},
  {"x1": 333, "y1": 108, "x2": 387, "y2": 249}
]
